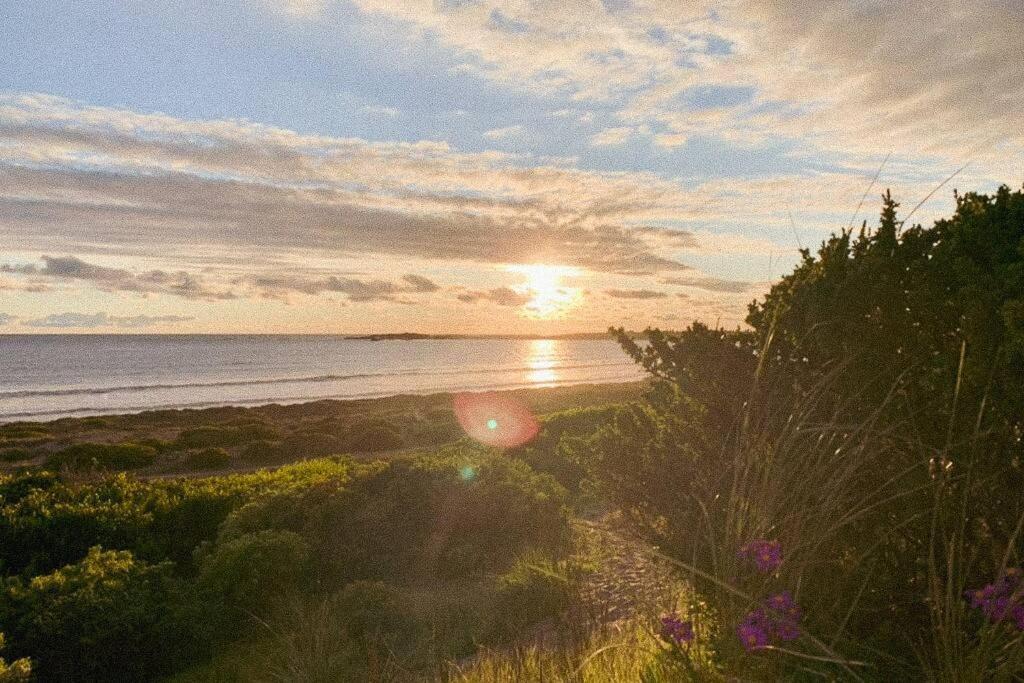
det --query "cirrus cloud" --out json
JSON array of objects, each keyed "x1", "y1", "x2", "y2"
[{"x1": 21, "y1": 312, "x2": 195, "y2": 329}]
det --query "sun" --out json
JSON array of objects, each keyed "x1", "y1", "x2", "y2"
[{"x1": 507, "y1": 264, "x2": 582, "y2": 319}]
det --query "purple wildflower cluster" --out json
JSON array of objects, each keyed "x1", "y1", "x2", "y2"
[
  {"x1": 659, "y1": 613, "x2": 695, "y2": 645},
  {"x1": 738, "y1": 539, "x2": 782, "y2": 573},
  {"x1": 965, "y1": 568, "x2": 1024, "y2": 630},
  {"x1": 736, "y1": 591, "x2": 803, "y2": 651}
]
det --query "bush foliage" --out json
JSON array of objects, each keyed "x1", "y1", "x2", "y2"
[
  {"x1": 581, "y1": 187, "x2": 1024, "y2": 678},
  {"x1": 0, "y1": 444, "x2": 571, "y2": 680}
]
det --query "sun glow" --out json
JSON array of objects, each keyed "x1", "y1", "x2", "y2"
[{"x1": 507, "y1": 264, "x2": 582, "y2": 319}]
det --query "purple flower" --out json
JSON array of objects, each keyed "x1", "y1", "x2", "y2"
[
  {"x1": 737, "y1": 608, "x2": 772, "y2": 651},
  {"x1": 965, "y1": 567, "x2": 1024, "y2": 631},
  {"x1": 736, "y1": 593, "x2": 804, "y2": 651},
  {"x1": 1014, "y1": 605, "x2": 1024, "y2": 631},
  {"x1": 765, "y1": 591, "x2": 799, "y2": 617},
  {"x1": 737, "y1": 620, "x2": 770, "y2": 651},
  {"x1": 738, "y1": 540, "x2": 782, "y2": 572},
  {"x1": 774, "y1": 620, "x2": 801, "y2": 641},
  {"x1": 765, "y1": 591, "x2": 802, "y2": 640},
  {"x1": 659, "y1": 613, "x2": 694, "y2": 645},
  {"x1": 987, "y1": 596, "x2": 1013, "y2": 621}
]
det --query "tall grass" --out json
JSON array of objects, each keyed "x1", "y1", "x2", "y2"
[
  {"x1": 448, "y1": 623, "x2": 668, "y2": 682},
  {"x1": 584, "y1": 326, "x2": 1024, "y2": 679}
]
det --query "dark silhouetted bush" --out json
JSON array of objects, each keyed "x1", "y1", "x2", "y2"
[
  {"x1": 240, "y1": 439, "x2": 282, "y2": 462},
  {"x1": 184, "y1": 447, "x2": 231, "y2": 470},
  {"x1": 340, "y1": 418, "x2": 403, "y2": 452},
  {"x1": 279, "y1": 431, "x2": 342, "y2": 458},
  {"x1": 174, "y1": 426, "x2": 238, "y2": 449},
  {"x1": 0, "y1": 448, "x2": 34, "y2": 463}
]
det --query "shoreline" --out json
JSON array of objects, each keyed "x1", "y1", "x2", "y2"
[{"x1": 0, "y1": 376, "x2": 643, "y2": 424}]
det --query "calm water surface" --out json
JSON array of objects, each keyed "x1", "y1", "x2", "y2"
[{"x1": 0, "y1": 336, "x2": 643, "y2": 421}]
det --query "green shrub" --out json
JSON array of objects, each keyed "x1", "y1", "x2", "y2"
[
  {"x1": 175, "y1": 423, "x2": 280, "y2": 450},
  {"x1": 278, "y1": 431, "x2": 342, "y2": 458},
  {"x1": 492, "y1": 553, "x2": 574, "y2": 638},
  {"x1": 198, "y1": 530, "x2": 312, "y2": 628},
  {"x1": 175, "y1": 426, "x2": 239, "y2": 449},
  {"x1": 0, "y1": 634, "x2": 30, "y2": 682},
  {"x1": 339, "y1": 419, "x2": 403, "y2": 452},
  {"x1": 220, "y1": 448, "x2": 569, "y2": 583},
  {"x1": 228, "y1": 583, "x2": 420, "y2": 683},
  {"x1": 509, "y1": 405, "x2": 620, "y2": 494},
  {"x1": 233, "y1": 422, "x2": 280, "y2": 442},
  {"x1": 0, "y1": 448, "x2": 34, "y2": 463},
  {"x1": 0, "y1": 471, "x2": 59, "y2": 504},
  {"x1": 78, "y1": 416, "x2": 110, "y2": 430},
  {"x1": 0, "y1": 461, "x2": 351, "y2": 576},
  {"x1": 136, "y1": 437, "x2": 176, "y2": 453},
  {"x1": 330, "y1": 580, "x2": 418, "y2": 647},
  {"x1": 0, "y1": 547, "x2": 177, "y2": 682},
  {"x1": 185, "y1": 447, "x2": 231, "y2": 470},
  {"x1": 0, "y1": 425, "x2": 48, "y2": 440},
  {"x1": 239, "y1": 439, "x2": 282, "y2": 462},
  {"x1": 46, "y1": 442, "x2": 156, "y2": 470}
]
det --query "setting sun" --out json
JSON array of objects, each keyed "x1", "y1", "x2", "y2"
[{"x1": 507, "y1": 264, "x2": 582, "y2": 319}]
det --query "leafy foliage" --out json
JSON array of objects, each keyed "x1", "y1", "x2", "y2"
[
  {"x1": 0, "y1": 634, "x2": 30, "y2": 682},
  {"x1": 582, "y1": 187, "x2": 1024, "y2": 678},
  {"x1": 0, "y1": 547, "x2": 177, "y2": 681},
  {"x1": 0, "y1": 443, "x2": 572, "y2": 680}
]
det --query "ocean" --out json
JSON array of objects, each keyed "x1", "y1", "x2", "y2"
[{"x1": 0, "y1": 335, "x2": 643, "y2": 422}]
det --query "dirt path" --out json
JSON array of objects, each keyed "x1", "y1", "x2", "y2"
[{"x1": 572, "y1": 515, "x2": 683, "y2": 628}]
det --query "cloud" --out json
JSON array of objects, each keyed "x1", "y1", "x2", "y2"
[
  {"x1": 482, "y1": 124, "x2": 525, "y2": 140},
  {"x1": 591, "y1": 126, "x2": 634, "y2": 146},
  {"x1": 361, "y1": 104, "x2": 400, "y2": 118},
  {"x1": 604, "y1": 288, "x2": 668, "y2": 299},
  {"x1": 1, "y1": 253, "x2": 446, "y2": 304},
  {"x1": 270, "y1": 0, "x2": 326, "y2": 17},
  {"x1": 1, "y1": 255, "x2": 236, "y2": 300},
  {"x1": 0, "y1": 276, "x2": 51, "y2": 293},
  {"x1": 660, "y1": 274, "x2": 753, "y2": 293},
  {"x1": 401, "y1": 274, "x2": 440, "y2": 292},
  {"x1": 343, "y1": 0, "x2": 1024, "y2": 162},
  {"x1": 21, "y1": 312, "x2": 195, "y2": 329},
  {"x1": 0, "y1": 313, "x2": 15, "y2": 325},
  {"x1": 456, "y1": 287, "x2": 531, "y2": 306},
  {"x1": 654, "y1": 132, "x2": 688, "y2": 148},
  {"x1": 0, "y1": 95, "x2": 702, "y2": 276},
  {"x1": 251, "y1": 272, "x2": 439, "y2": 301}
]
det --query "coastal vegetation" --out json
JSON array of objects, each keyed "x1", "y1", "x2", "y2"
[{"x1": 0, "y1": 187, "x2": 1021, "y2": 679}]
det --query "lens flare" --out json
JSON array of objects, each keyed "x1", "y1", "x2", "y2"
[{"x1": 453, "y1": 391, "x2": 540, "y2": 448}]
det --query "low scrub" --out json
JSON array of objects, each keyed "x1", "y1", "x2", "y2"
[
  {"x1": 0, "y1": 547, "x2": 178, "y2": 681},
  {"x1": 183, "y1": 447, "x2": 231, "y2": 470},
  {"x1": 46, "y1": 442, "x2": 156, "y2": 470}
]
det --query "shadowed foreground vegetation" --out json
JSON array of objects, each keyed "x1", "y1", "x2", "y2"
[{"x1": 1, "y1": 186, "x2": 1022, "y2": 680}]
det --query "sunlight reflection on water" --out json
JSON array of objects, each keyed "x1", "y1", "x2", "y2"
[{"x1": 526, "y1": 338, "x2": 559, "y2": 385}]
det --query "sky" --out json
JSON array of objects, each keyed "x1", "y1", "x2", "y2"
[{"x1": 1, "y1": 0, "x2": 1022, "y2": 334}]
